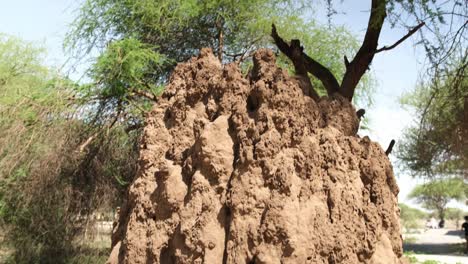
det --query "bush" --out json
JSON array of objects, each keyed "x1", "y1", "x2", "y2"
[{"x1": 399, "y1": 203, "x2": 427, "y2": 231}]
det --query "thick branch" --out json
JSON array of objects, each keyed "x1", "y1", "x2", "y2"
[
  {"x1": 271, "y1": 25, "x2": 319, "y2": 99},
  {"x1": 339, "y1": 0, "x2": 387, "y2": 101},
  {"x1": 271, "y1": 24, "x2": 339, "y2": 97},
  {"x1": 376, "y1": 22, "x2": 425, "y2": 53},
  {"x1": 302, "y1": 52, "x2": 340, "y2": 95}
]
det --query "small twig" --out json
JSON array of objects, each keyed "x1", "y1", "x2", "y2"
[
  {"x1": 125, "y1": 123, "x2": 144, "y2": 133},
  {"x1": 344, "y1": 55, "x2": 350, "y2": 69},
  {"x1": 376, "y1": 22, "x2": 425, "y2": 53},
  {"x1": 385, "y1": 139, "x2": 395, "y2": 156},
  {"x1": 78, "y1": 132, "x2": 98, "y2": 153},
  {"x1": 131, "y1": 90, "x2": 158, "y2": 102},
  {"x1": 77, "y1": 110, "x2": 121, "y2": 153}
]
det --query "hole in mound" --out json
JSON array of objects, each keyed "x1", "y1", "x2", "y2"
[
  {"x1": 164, "y1": 109, "x2": 175, "y2": 129},
  {"x1": 246, "y1": 93, "x2": 260, "y2": 117},
  {"x1": 160, "y1": 239, "x2": 175, "y2": 263},
  {"x1": 209, "y1": 110, "x2": 220, "y2": 122}
]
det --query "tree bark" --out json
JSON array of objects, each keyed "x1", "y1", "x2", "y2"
[
  {"x1": 272, "y1": 0, "x2": 424, "y2": 103},
  {"x1": 338, "y1": 0, "x2": 387, "y2": 100},
  {"x1": 271, "y1": 25, "x2": 337, "y2": 98}
]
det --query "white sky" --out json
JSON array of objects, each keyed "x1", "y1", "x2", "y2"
[{"x1": 0, "y1": 0, "x2": 464, "y2": 211}]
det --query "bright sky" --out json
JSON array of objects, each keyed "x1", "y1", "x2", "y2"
[{"x1": 0, "y1": 0, "x2": 464, "y2": 211}]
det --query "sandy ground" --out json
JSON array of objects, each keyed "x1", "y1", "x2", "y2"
[{"x1": 404, "y1": 228, "x2": 468, "y2": 264}]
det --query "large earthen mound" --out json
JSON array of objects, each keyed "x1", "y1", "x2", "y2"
[{"x1": 109, "y1": 49, "x2": 404, "y2": 263}]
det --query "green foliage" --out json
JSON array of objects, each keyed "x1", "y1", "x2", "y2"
[
  {"x1": 421, "y1": 261, "x2": 440, "y2": 264},
  {"x1": 403, "y1": 251, "x2": 418, "y2": 263},
  {"x1": 399, "y1": 203, "x2": 427, "y2": 230},
  {"x1": 87, "y1": 38, "x2": 168, "y2": 100},
  {"x1": 0, "y1": 34, "x2": 138, "y2": 263},
  {"x1": 398, "y1": 55, "x2": 467, "y2": 177},
  {"x1": 445, "y1": 207, "x2": 464, "y2": 221},
  {"x1": 395, "y1": 0, "x2": 467, "y2": 181},
  {"x1": 0, "y1": 34, "x2": 70, "y2": 182},
  {"x1": 66, "y1": 0, "x2": 305, "y2": 60},
  {"x1": 67, "y1": 0, "x2": 376, "y2": 117},
  {"x1": 408, "y1": 178, "x2": 466, "y2": 220}
]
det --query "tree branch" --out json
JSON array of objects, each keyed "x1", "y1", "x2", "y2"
[
  {"x1": 356, "y1": 109, "x2": 366, "y2": 119},
  {"x1": 376, "y1": 22, "x2": 425, "y2": 53},
  {"x1": 385, "y1": 139, "x2": 395, "y2": 156},
  {"x1": 77, "y1": 107, "x2": 122, "y2": 153},
  {"x1": 216, "y1": 16, "x2": 224, "y2": 61},
  {"x1": 271, "y1": 24, "x2": 340, "y2": 97},
  {"x1": 271, "y1": 24, "x2": 319, "y2": 99},
  {"x1": 302, "y1": 51, "x2": 341, "y2": 95},
  {"x1": 125, "y1": 123, "x2": 144, "y2": 133},
  {"x1": 339, "y1": 0, "x2": 387, "y2": 101},
  {"x1": 130, "y1": 90, "x2": 158, "y2": 102}
]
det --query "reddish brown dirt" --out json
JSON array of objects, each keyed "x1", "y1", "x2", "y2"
[{"x1": 108, "y1": 49, "x2": 404, "y2": 264}]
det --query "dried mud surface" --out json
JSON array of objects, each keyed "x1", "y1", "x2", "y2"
[{"x1": 109, "y1": 49, "x2": 404, "y2": 264}]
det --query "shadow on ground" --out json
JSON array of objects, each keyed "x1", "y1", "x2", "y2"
[
  {"x1": 445, "y1": 230, "x2": 464, "y2": 237},
  {"x1": 404, "y1": 242, "x2": 464, "y2": 255}
]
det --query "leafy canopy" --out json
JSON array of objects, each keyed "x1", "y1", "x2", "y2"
[
  {"x1": 66, "y1": 0, "x2": 375, "y2": 123},
  {"x1": 398, "y1": 55, "x2": 467, "y2": 178},
  {"x1": 408, "y1": 178, "x2": 466, "y2": 219},
  {"x1": 86, "y1": 38, "x2": 167, "y2": 100}
]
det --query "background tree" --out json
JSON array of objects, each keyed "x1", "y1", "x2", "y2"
[
  {"x1": 398, "y1": 54, "x2": 467, "y2": 179},
  {"x1": 390, "y1": 0, "x2": 467, "y2": 182},
  {"x1": 0, "y1": 34, "x2": 138, "y2": 263},
  {"x1": 399, "y1": 203, "x2": 428, "y2": 231},
  {"x1": 445, "y1": 207, "x2": 465, "y2": 228},
  {"x1": 408, "y1": 178, "x2": 466, "y2": 221}
]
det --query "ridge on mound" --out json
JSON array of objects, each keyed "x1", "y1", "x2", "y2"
[{"x1": 108, "y1": 48, "x2": 404, "y2": 264}]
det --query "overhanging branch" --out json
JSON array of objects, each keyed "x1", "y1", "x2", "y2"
[
  {"x1": 130, "y1": 89, "x2": 158, "y2": 102},
  {"x1": 302, "y1": 52, "x2": 340, "y2": 95},
  {"x1": 271, "y1": 24, "x2": 318, "y2": 99},
  {"x1": 376, "y1": 22, "x2": 425, "y2": 53},
  {"x1": 271, "y1": 24, "x2": 340, "y2": 98}
]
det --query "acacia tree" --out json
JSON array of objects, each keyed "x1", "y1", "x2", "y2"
[
  {"x1": 399, "y1": 203, "x2": 427, "y2": 230},
  {"x1": 445, "y1": 207, "x2": 465, "y2": 228},
  {"x1": 398, "y1": 57, "x2": 467, "y2": 177},
  {"x1": 408, "y1": 178, "x2": 466, "y2": 221},
  {"x1": 273, "y1": 0, "x2": 463, "y2": 100},
  {"x1": 66, "y1": 0, "x2": 376, "y2": 138},
  {"x1": 271, "y1": 0, "x2": 466, "y2": 155}
]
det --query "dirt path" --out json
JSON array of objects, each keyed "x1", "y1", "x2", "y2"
[{"x1": 404, "y1": 228, "x2": 467, "y2": 264}]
